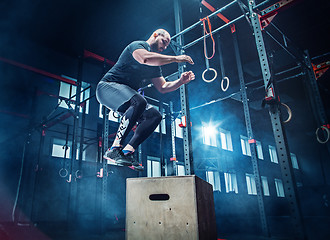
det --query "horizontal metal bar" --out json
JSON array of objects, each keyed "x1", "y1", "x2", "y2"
[
  {"x1": 264, "y1": 30, "x2": 303, "y2": 65},
  {"x1": 78, "y1": 94, "x2": 95, "y2": 106},
  {"x1": 171, "y1": 0, "x2": 238, "y2": 39},
  {"x1": 0, "y1": 56, "x2": 77, "y2": 85},
  {"x1": 187, "y1": 92, "x2": 240, "y2": 112},
  {"x1": 312, "y1": 52, "x2": 330, "y2": 61},
  {"x1": 246, "y1": 65, "x2": 302, "y2": 86},
  {"x1": 254, "y1": 72, "x2": 304, "y2": 90},
  {"x1": 144, "y1": 96, "x2": 169, "y2": 106},
  {"x1": 66, "y1": 85, "x2": 92, "y2": 102},
  {"x1": 183, "y1": 14, "x2": 245, "y2": 50},
  {"x1": 275, "y1": 65, "x2": 301, "y2": 75},
  {"x1": 254, "y1": 0, "x2": 273, "y2": 10}
]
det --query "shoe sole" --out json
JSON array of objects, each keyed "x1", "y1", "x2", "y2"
[
  {"x1": 115, "y1": 159, "x2": 134, "y2": 166},
  {"x1": 103, "y1": 155, "x2": 125, "y2": 166},
  {"x1": 128, "y1": 165, "x2": 144, "y2": 172},
  {"x1": 104, "y1": 155, "x2": 144, "y2": 171}
]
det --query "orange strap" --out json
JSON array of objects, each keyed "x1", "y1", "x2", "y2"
[{"x1": 200, "y1": 17, "x2": 215, "y2": 60}]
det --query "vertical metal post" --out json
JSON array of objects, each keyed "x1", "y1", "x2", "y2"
[
  {"x1": 174, "y1": 0, "x2": 194, "y2": 175},
  {"x1": 303, "y1": 51, "x2": 329, "y2": 140},
  {"x1": 75, "y1": 56, "x2": 86, "y2": 218},
  {"x1": 138, "y1": 144, "x2": 143, "y2": 177},
  {"x1": 98, "y1": 58, "x2": 110, "y2": 233},
  {"x1": 248, "y1": 1, "x2": 306, "y2": 239},
  {"x1": 159, "y1": 102, "x2": 165, "y2": 176},
  {"x1": 67, "y1": 56, "x2": 83, "y2": 223},
  {"x1": 101, "y1": 106, "x2": 109, "y2": 233},
  {"x1": 30, "y1": 129, "x2": 45, "y2": 222},
  {"x1": 170, "y1": 101, "x2": 177, "y2": 176},
  {"x1": 217, "y1": 34, "x2": 226, "y2": 80},
  {"x1": 232, "y1": 32, "x2": 269, "y2": 237}
]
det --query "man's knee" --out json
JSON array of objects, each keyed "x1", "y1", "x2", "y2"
[
  {"x1": 130, "y1": 94, "x2": 147, "y2": 111},
  {"x1": 146, "y1": 107, "x2": 162, "y2": 124}
]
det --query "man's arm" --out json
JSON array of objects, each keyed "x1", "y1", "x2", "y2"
[
  {"x1": 151, "y1": 71, "x2": 195, "y2": 94},
  {"x1": 133, "y1": 49, "x2": 194, "y2": 66}
]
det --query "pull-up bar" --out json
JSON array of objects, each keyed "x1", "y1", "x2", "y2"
[
  {"x1": 183, "y1": 14, "x2": 245, "y2": 49},
  {"x1": 171, "y1": 0, "x2": 238, "y2": 39},
  {"x1": 171, "y1": 0, "x2": 275, "y2": 50}
]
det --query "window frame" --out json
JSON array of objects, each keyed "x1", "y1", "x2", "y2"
[
  {"x1": 206, "y1": 170, "x2": 221, "y2": 192},
  {"x1": 58, "y1": 80, "x2": 90, "y2": 114},
  {"x1": 240, "y1": 135, "x2": 251, "y2": 156},
  {"x1": 274, "y1": 178, "x2": 285, "y2": 197},
  {"x1": 246, "y1": 173, "x2": 257, "y2": 195},
  {"x1": 224, "y1": 172, "x2": 238, "y2": 193},
  {"x1": 147, "y1": 156, "x2": 161, "y2": 177},
  {"x1": 219, "y1": 128, "x2": 233, "y2": 151},
  {"x1": 202, "y1": 124, "x2": 217, "y2": 147},
  {"x1": 269, "y1": 145, "x2": 279, "y2": 163}
]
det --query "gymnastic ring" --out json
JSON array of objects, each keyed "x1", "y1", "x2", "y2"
[
  {"x1": 202, "y1": 68, "x2": 217, "y2": 83},
  {"x1": 281, "y1": 103, "x2": 292, "y2": 123},
  {"x1": 316, "y1": 126, "x2": 330, "y2": 144},
  {"x1": 112, "y1": 111, "x2": 120, "y2": 119},
  {"x1": 221, "y1": 77, "x2": 230, "y2": 92},
  {"x1": 59, "y1": 168, "x2": 68, "y2": 178},
  {"x1": 75, "y1": 170, "x2": 82, "y2": 179}
]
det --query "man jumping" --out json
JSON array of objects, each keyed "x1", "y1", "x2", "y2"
[{"x1": 96, "y1": 29, "x2": 195, "y2": 171}]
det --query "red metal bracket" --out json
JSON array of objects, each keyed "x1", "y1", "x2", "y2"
[
  {"x1": 84, "y1": 50, "x2": 116, "y2": 66},
  {"x1": 313, "y1": 61, "x2": 330, "y2": 80},
  {"x1": 323, "y1": 124, "x2": 330, "y2": 129},
  {"x1": 97, "y1": 168, "x2": 104, "y2": 178},
  {"x1": 179, "y1": 115, "x2": 187, "y2": 128},
  {"x1": 259, "y1": 0, "x2": 296, "y2": 29},
  {"x1": 0, "y1": 56, "x2": 77, "y2": 85},
  {"x1": 201, "y1": 0, "x2": 236, "y2": 33},
  {"x1": 266, "y1": 87, "x2": 275, "y2": 100}
]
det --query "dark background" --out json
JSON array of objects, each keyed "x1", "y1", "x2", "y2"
[{"x1": 0, "y1": 0, "x2": 330, "y2": 239}]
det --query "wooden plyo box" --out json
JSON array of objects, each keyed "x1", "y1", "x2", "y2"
[{"x1": 126, "y1": 175, "x2": 217, "y2": 240}]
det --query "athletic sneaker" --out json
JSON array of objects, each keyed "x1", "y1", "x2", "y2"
[
  {"x1": 103, "y1": 148, "x2": 132, "y2": 166},
  {"x1": 129, "y1": 156, "x2": 144, "y2": 171}
]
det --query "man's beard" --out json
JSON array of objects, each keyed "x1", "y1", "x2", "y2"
[{"x1": 150, "y1": 42, "x2": 159, "y2": 52}]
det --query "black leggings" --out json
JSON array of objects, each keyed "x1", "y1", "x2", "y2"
[{"x1": 116, "y1": 94, "x2": 162, "y2": 149}]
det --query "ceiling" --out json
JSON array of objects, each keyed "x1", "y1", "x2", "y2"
[
  {"x1": 1, "y1": 0, "x2": 329, "y2": 114},
  {"x1": 1, "y1": 0, "x2": 329, "y2": 58}
]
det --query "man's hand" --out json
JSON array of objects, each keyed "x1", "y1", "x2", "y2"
[
  {"x1": 179, "y1": 71, "x2": 195, "y2": 84},
  {"x1": 175, "y1": 55, "x2": 194, "y2": 65}
]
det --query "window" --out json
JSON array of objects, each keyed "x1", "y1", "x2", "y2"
[
  {"x1": 290, "y1": 153, "x2": 299, "y2": 169},
  {"x1": 147, "y1": 156, "x2": 161, "y2": 177},
  {"x1": 59, "y1": 80, "x2": 90, "y2": 114},
  {"x1": 219, "y1": 129, "x2": 233, "y2": 151},
  {"x1": 256, "y1": 141, "x2": 264, "y2": 159},
  {"x1": 75, "y1": 146, "x2": 86, "y2": 161},
  {"x1": 177, "y1": 164, "x2": 185, "y2": 176},
  {"x1": 174, "y1": 118, "x2": 183, "y2": 138},
  {"x1": 52, "y1": 141, "x2": 71, "y2": 159},
  {"x1": 269, "y1": 145, "x2": 278, "y2": 163},
  {"x1": 275, "y1": 178, "x2": 285, "y2": 197},
  {"x1": 240, "y1": 135, "x2": 251, "y2": 156},
  {"x1": 246, "y1": 173, "x2": 257, "y2": 195},
  {"x1": 202, "y1": 124, "x2": 217, "y2": 147},
  {"x1": 224, "y1": 172, "x2": 238, "y2": 193},
  {"x1": 51, "y1": 138, "x2": 86, "y2": 160},
  {"x1": 99, "y1": 105, "x2": 121, "y2": 122},
  {"x1": 261, "y1": 176, "x2": 270, "y2": 196},
  {"x1": 206, "y1": 171, "x2": 221, "y2": 191}
]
